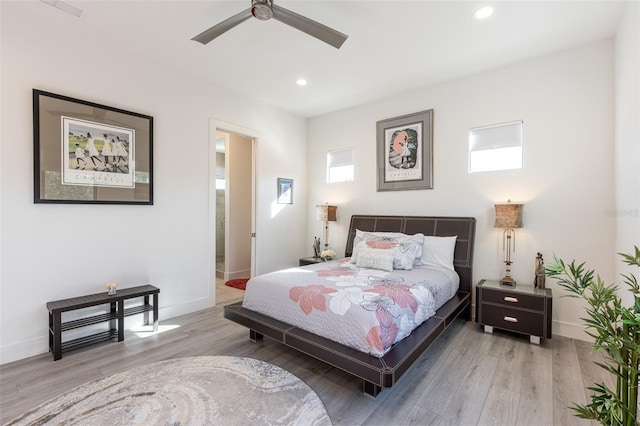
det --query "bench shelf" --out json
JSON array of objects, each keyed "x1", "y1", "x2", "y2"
[{"x1": 46, "y1": 285, "x2": 159, "y2": 360}]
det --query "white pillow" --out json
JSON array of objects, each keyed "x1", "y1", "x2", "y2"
[
  {"x1": 355, "y1": 246, "x2": 394, "y2": 272},
  {"x1": 350, "y1": 230, "x2": 405, "y2": 263},
  {"x1": 420, "y1": 236, "x2": 457, "y2": 271}
]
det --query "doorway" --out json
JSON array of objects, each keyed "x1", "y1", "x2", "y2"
[{"x1": 209, "y1": 121, "x2": 257, "y2": 306}]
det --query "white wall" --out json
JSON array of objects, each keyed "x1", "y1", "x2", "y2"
[
  {"x1": 0, "y1": 2, "x2": 308, "y2": 363},
  {"x1": 615, "y1": 1, "x2": 640, "y2": 308},
  {"x1": 307, "y1": 40, "x2": 616, "y2": 341}
]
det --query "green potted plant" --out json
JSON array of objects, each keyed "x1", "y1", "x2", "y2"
[{"x1": 545, "y1": 247, "x2": 639, "y2": 426}]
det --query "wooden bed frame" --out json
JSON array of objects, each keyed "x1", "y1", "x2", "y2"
[{"x1": 224, "y1": 215, "x2": 476, "y2": 397}]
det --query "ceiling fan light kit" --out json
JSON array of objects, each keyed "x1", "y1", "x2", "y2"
[
  {"x1": 192, "y1": 0, "x2": 348, "y2": 49},
  {"x1": 251, "y1": 0, "x2": 273, "y2": 20}
]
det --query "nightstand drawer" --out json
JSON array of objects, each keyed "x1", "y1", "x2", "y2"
[
  {"x1": 481, "y1": 305, "x2": 544, "y2": 337},
  {"x1": 481, "y1": 288, "x2": 544, "y2": 311}
]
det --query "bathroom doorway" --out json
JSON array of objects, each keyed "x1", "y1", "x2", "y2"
[{"x1": 215, "y1": 130, "x2": 254, "y2": 280}]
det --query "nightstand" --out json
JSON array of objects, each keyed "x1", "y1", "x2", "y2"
[
  {"x1": 476, "y1": 279, "x2": 552, "y2": 344},
  {"x1": 299, "y1": 256, "x2": 324, "y2": 266}
]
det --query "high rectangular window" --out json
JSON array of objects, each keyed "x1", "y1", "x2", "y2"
[
  {"x1": 327, "y1": 148, "x2": 354, "y2": 183},
  {"x1": 469, "y1": 121, "x2": 523, "y2": 173}
]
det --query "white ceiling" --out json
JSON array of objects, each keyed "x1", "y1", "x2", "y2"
[{"x1": 35, "y1": 0, "x2": 627, "y2": 117}]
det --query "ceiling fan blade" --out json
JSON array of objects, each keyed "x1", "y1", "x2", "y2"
[
  {"x1": 192, "y1": 7, "x2": 253, "y2": 45},
  {"x1": 272, "y1": 4, "x2": 348, "y2": 49}
]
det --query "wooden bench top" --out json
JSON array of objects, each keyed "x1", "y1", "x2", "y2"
[{"x1": 46, "y1": 285, "x2": 159, "y2": 313}]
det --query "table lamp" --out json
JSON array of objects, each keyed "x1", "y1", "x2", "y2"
[
  {"x1": 494, "y1": 200, "x2": 524, "y2": 286},
  {"x1": 316, "y1": 203, "x2": 337, "y2": 250}
]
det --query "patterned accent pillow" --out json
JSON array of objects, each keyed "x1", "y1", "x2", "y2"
[
  {"x1": 351, "y1": 233, "x2": 424, "y2": 270},
  {"x1": 350, "y1": 232, "x2": 403, "y2": 263},
  {"x1": 392, "y1": 233, "x2": 424, "y2": 270},
  {"x1": 352, "y1": 229, "x2": 405, "y2": 248},
  {"x1": 355, "y1": 246, "x2": 394, "y2": 272}
]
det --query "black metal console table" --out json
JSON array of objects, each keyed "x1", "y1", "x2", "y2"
[{"x1": 46, "y1": 284, "x2": 159, "y2": 360}]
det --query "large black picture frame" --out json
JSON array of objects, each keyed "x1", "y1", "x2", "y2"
[{"x1": 33, "y1": 89, "x2": 153, "y2": 204}]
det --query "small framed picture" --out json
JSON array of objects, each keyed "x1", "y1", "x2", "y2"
[{"x1": 277, "y1": 178, "x2": 293, "y2": 204}]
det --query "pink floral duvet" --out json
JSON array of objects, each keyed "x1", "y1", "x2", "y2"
[{"x1": 241, "y1": 258, "x2": 459, "y2": 357}]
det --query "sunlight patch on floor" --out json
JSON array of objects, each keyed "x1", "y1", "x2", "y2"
[{"x1": 131, "y1": 324, "x2": 180, "y2": 338}]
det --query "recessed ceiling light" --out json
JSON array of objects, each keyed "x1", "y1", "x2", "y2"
[
  {"x1": 473, "y1": 5, "x2": 494, "y2": 20},
  {"x1": 296, "y1": 79, "x2": 308, "y2": 86}
]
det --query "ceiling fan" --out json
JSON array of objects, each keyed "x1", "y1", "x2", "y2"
[{"x1": 192, "y1": 0, "x2": 348, "y2": 49}]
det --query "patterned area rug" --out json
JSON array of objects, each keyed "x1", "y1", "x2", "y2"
[
  {"x1": 8, "y1": 356, "x2": 331, "y2": 425},
  {"x1": 225, "y1": 278, "x2": 249, "y2": 290}
]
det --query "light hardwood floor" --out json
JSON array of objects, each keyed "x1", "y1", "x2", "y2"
[{"x1": 1, "y1": 282, "x2": 607, "y2": 425}]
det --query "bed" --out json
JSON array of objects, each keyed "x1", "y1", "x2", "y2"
[{"x1": 224, "y1": 215, "x2": 476, "y2": 396}]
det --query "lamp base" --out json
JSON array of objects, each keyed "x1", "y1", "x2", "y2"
[{"x1": 500, "y1": 276, "x2": 517, "y2": 287}]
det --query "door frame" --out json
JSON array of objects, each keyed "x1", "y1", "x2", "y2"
[{"x1": 208, "y1": 118, "x2": 258, "y2": 306}]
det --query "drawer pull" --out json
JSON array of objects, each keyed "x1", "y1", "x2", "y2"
[
  {"x1": 504, "y1": 316, "x2": 519, "y2": 323},
  {"x1": 504, "y1": 296, "x2": 519, "y2": 303}
]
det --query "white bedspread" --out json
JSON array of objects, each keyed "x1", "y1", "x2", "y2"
[{"x1": 242, "y1": 258, "x2": 459, "y2": 357}]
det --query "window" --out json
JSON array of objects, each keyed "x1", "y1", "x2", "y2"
[
  {"x1": 215, "y1": 177, "x2": 225, "y2": 190},
  {"x1": 469, "y1": 121, "x2": 523, "y2": 173},
  {"x1": 327, "y1": 148, "x2": 354, "y2": 183}
]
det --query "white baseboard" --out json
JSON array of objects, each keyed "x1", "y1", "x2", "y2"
[
  {"x1": 160, "y1": 297, "x2": 211, "y2": 322},
  {"x1": 0, "y1": 336, "x2": 48, "y2": 366},
  {"x1": 226, "y1": 269, "x2": 250, "y2": 281},
  {"x1": 552, "y1": 319, "x2": 591, "y2": 343}
]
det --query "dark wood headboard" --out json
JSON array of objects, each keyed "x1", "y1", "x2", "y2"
[{"x1": 345, "y1": 215, "x2": 476, "y2": 294}]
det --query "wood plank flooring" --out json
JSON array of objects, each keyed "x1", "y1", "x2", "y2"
[{"x1": 0, "y1": 282, "x2": 606, "y2": 425}]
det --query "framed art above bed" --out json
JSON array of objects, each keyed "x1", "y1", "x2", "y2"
[{"x1": 376, "y1": 110, "x2": 433, "y2": 192}]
